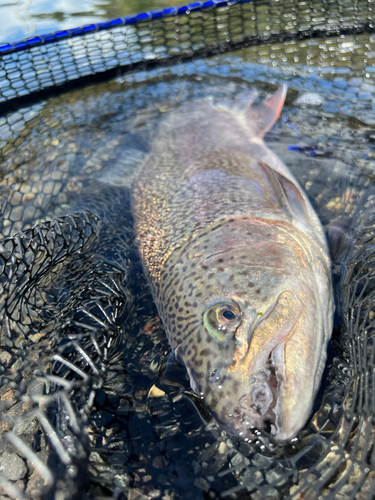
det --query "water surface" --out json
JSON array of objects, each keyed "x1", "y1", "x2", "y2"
[{"x1": 0, "y1": 0, "x2": 185, "y2": 43}]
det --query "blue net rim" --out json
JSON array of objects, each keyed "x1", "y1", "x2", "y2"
[{"x1": 0, "y1": 0, "x2": 253, "y2": 55}]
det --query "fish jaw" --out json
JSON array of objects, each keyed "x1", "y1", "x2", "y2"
[
  {"x1": 213, "y1": 288, "x2": 330, "y2": 442},
  {"x1": 271, "y1": 298, "x2": 328, "y2": 442}
]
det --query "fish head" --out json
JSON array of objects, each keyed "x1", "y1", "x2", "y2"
[{"x1": 159, "y1": 220, "x2": 332, "y2": 443}]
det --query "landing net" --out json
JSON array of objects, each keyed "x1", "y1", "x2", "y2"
[{"x1": 1, "y1": 1, "x2": 375, "y2": 499}]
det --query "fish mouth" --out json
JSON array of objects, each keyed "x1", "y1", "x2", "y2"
[
  {"x1": 207, "y1": 289, "x2": 327, "y2": 444},
  {"x1": 232, "y1": 354, "x2": 278, "y2": 439},
  {"x1": 229, "y1": 290, "x2": 301, "y2": 442},
  {"x1": 228, "y1": 289, "x2": 321, "y2": 443}
]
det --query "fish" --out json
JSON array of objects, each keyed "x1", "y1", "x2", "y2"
[{"x1": 130, "y1": 86, "x2": 334, "y2": 442}]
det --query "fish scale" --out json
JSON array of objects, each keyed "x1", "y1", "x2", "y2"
[{"x1": 131, "y1": 86, "x2": 334, "y2": 442}]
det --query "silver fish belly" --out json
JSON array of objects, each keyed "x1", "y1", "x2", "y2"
[{"x1": 131, "y1": 86, "x2": 333, "y2": 442}]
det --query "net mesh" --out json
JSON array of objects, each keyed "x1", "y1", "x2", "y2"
[
  {"x1": 1, "y1": 0, "x2": 375, "y2": 499},
  {"x1": 1, "y1": 0, "x2": 375, "y2": 111}
]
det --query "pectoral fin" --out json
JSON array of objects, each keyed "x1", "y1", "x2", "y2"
[
  {"x1": 96, "y1": 149, "x2": 148, "y2": 187},
  {"x1": 246, "y1": 85, "x2": 287, "y2": 138}
]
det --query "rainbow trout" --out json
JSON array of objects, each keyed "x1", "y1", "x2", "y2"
[{"x1": 131, "y1": 86, "x2": 333, "y2": 442}]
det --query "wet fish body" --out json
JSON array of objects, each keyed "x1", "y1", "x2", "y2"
[{"x1": 131, "y1": 87, "x2": 333, "y2": 442}]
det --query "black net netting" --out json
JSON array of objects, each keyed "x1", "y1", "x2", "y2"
[{"x1": 2, "y1": 1, "x2": 375, "y2": 499}]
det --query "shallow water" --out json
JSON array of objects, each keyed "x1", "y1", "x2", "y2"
[
  {"x1": 2, "y1": 43, "x2": 375, "y2": 236},
  {"x1": 1, "y1": 38, "x2": 375, "y2": 497}
]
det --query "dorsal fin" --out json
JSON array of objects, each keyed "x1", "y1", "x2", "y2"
[
  {"x1": 246, "y1": 85, "x2": 287, "y2": 138},
  {"x1": 259, "y1": 161, "x2": 309, "y2": 223},
  {"x1": 232, "y1": 90, "x2": 259, "y2": 112},
  {"x1": 216, "y1": 90, "x2": 258, "y2": 114}
]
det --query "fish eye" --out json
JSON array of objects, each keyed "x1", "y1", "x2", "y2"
[
  {"x1": 203, "y1": 301, "x2": 242, "y2": 344},
  {"x1": 222, "y1": 309, "x2": 236, "y2": 320}
]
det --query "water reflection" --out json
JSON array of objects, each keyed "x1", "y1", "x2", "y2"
[{"x1": 0, "y1": 0, "x2": 185, "y2": 44}]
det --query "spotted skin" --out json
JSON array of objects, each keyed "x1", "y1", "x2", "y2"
[{"x1": 131, "y1": 87, "x2": 333, "y2": 442}]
